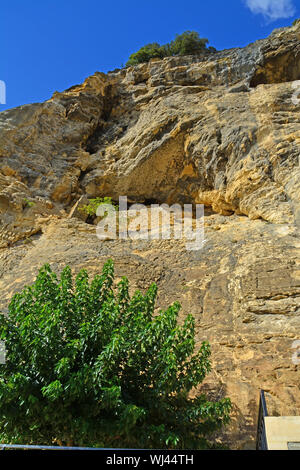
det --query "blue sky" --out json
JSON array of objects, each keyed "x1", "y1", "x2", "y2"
[{"x1": 1, "y1": 0, "x2": 299, "y2": 111}]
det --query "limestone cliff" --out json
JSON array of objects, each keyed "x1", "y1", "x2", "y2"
[{"x1": 0, "y1": 22, "x2": 300, "y2": 449}]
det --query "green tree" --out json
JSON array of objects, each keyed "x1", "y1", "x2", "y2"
[
  {"x1": 126, "y1": 31, "x2": 212, "y2": 66},
  {"x1": 126, "y1": 43, "x2": 165, "y2": 66},
  {"x1": 170, "y1": 31, "x2": 208, "y2": 56},
  {"x1": 0, "y1": 260, "x2": 231, "y2": 448}
]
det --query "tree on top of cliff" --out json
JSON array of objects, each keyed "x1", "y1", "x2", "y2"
[
  {"x1": 126, "y1": 31, "x2": 214, "y2": 66},
  {"x1": 0, "y1": 259, "x2": 231, "y2": 449},
  {"x1": 126, "y1": 43, "x2": 165, "y2": 66},
  {"x1": 170, "y1": 31, "x2": 208, "y2": 56}
]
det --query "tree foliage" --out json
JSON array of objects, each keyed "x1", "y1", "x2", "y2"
[
  {"x1": 126, "y1": 31, "x2": 214, "y2": 66},
  {"x1": 126, "y1": 43, "x2": 165, "y2": 66},
  {"x1": 79, "y1": 197, "x2": 118, "y2": 217},
  {"x1": 0, "y1": 260, "x2": 231, "y2": 448},
  {"x1": 170, "y1": 31, "x2": 209, "y2": 56}
]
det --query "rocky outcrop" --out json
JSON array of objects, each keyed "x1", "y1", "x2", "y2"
[{"x1": 0, "y1": 22, "x2": 299, "y2": 449}]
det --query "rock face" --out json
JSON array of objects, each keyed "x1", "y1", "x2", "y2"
[{"x1": 0, "y1": 22, "x2": 300, "y2": 449}]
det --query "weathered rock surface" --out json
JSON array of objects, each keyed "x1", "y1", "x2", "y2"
[{"x1": 0, "y1": 22, "x2": 300, "y2": 449}]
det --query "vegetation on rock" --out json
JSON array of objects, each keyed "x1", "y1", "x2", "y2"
[
  {"x1": 126, "y1": 31, "x2": 215, "y2": 66},
  {"x1": 79, "y1": 197, "x2": 118, "y2": 217},
  {"x1": 0, "y1": 260, "x2": 231, "y2": 448},
  {"x1": 22, "y1": 198, "x2": 35, "y2": 209}
]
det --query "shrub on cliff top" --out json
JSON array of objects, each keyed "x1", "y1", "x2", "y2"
[
  {"x1": 0, "y1": 260, "x2": 231, "y2": 448},
  {"x1": 126, "y1": 31, "x2": 213, "y2": 66}
]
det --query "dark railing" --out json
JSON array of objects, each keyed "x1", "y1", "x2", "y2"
[
  {"x1": 0, "y1": 444, "x2": 148, "y2": 452},
  {"x1": 0, "y1": 444, "x2": 117, "y2": 451},
  {"x1": 256, "y1": 389, "x2": 268, "y2": 450}
]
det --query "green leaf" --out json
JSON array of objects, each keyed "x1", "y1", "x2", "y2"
[{"x1": 0, "y1": 259, "x2": 231, "y2": 448}]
